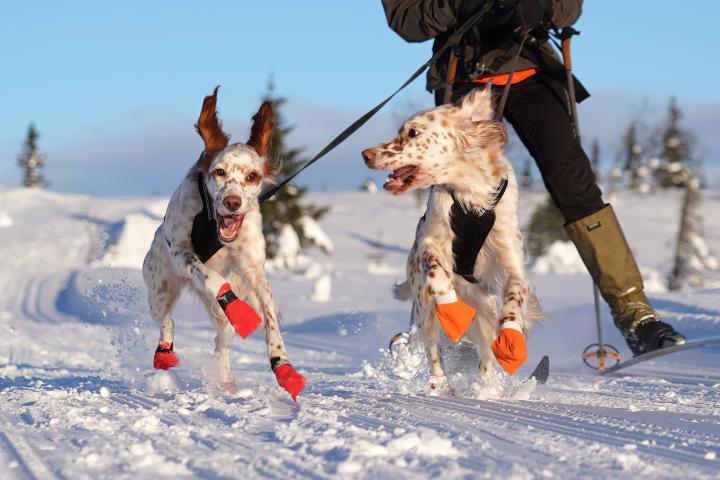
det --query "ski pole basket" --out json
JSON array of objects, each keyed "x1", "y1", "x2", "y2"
[{"x1": 582, "y1": 343, "x2": 621, "y2": 372}]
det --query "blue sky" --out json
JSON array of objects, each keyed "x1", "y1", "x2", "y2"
[{"x1": 1, "y1": 1, "x2": 719, "y2": 195}]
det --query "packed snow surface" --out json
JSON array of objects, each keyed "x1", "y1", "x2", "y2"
[{"x1": 1, "y1": 187, "x2": 720, "y2": 479}]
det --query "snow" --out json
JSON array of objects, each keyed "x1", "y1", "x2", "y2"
[
  {"x1": 1, "y1": 187, "x2": 720, "y2": 479},
  {"x1": 310, "y1": 273, "x2": 332, "y2": 303}
]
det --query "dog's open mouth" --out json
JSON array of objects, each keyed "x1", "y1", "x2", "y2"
[
  {"x1": 216, "y1": 214, "x2": 245, "y2": 243},
  {"x1": 384, "y1": 165, "x2": 418, "y2": 194}
]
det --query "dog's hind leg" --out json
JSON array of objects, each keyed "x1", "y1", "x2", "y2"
[{"x1": 142, "y1": 243, "x2": 182, "y2": 369}]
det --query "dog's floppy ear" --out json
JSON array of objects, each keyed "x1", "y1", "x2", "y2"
[
  {"x1": 195, "y1": 86, "x2": 230, "y2": 171},
  {"x1": 457, "y1": 88, "x2": 494, "y2": 122},
  {"x1": 247, "y1": 101, "x2": 274, "y2": 158}
]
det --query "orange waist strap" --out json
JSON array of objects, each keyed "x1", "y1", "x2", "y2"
[{"x1": 473, "y1": 68, "x2": 538, "y2": 86}]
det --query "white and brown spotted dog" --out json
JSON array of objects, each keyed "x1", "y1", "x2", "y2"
[
  {"x1": 362, "y1": 87, "x2": 541, "y2": 394},
  {"x1": 142, "y1": 87, "x2": 305, "y2": 400}
]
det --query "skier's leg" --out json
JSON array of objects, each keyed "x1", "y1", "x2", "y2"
[{"x1": 504, "y1": 75, "x2": 685, "y2": 354}]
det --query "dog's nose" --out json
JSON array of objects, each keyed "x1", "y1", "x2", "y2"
[
  {"x1": 361, "y1": 148, "x2": 376, "y2": 166},
  {"x1": 223, "y1": 196, "x2": 242, "y2": 212}
]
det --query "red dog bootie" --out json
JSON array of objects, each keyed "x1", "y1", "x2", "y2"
[
  {"x1": 433, "y1": 290, "x2": 476, "y2": 342},
  {"x1": 153, "y1": 341, "x2": 179, "y2": 370},
  {"x1": 491, "y1": 321, "x2": 528, "y2": 375},
  {"x1": 216, "y1": 283, "x2": 262, "y2": 339},
  {"x1": 273, "y1": 363, "x2": 306, "y2": 401}
]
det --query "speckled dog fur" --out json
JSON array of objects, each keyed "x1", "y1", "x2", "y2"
[
  {"x1": 142, "y1": 88, "x2": 290, "y2": 389},
  {"x1": 363, "y1": 87, "x2": 541, "y2": 385}
]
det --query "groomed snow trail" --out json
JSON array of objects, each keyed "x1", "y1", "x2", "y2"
[{"x1": 1, "y1": 188, "x2": 719, "y2": 479}]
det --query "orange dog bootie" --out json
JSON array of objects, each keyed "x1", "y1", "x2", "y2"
[
  {"x1": 434, "y1": 290, "x2": 476, "y2": 342},
  {"x1": 491, "y1": 321, "x2": 528, "y2": 375}
]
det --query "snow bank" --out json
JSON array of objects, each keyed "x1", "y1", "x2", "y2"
[
  {"x1": 93, "y1": 212, "x2": 160, "y2": 269},
  {"x1": 531, "y1": 241, "x2": 670, "y2": 293},
  {"x1": 0, "y1": 211, "x2": 13, "y2": 227},
  {"x1": 531, "y1": 241, "x2": 586, "y2": 275}
]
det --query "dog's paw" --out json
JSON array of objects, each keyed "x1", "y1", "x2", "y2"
[
  {"x1": 274, "y1": 364, "x2": 306, "y2": 402},
  {"x1": 216, "y1": 284, "x2": 262, "y2": 339},
  {"x1": 153, "y1": 342, "x2": 179, "y2": 370},
  {"x1": 428, "y1": 375, "x2": 454, "y2": 397},
  {"x1": 218, "y1": 379, "x2": 239, "y2": 394}
]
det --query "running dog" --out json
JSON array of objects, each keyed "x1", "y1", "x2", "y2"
[
  {"x1": 142, "y1": 87, "x2": 305, "y2": 400},
  {"x1": 361, "y1": 87, "x2": 540, "y2": 394}
]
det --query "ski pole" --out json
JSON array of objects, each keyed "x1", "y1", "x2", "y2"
[{"x1": 560, "y1": 29, "x2": 608, "y2": 368}]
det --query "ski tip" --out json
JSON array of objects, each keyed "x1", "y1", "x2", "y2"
[{"x1": 529, "y1": 355, "x2": 550, "y2": 385}]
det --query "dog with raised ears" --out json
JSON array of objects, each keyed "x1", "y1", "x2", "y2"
[
  {"x1": 362, "y1": 87, "x2": 540, "y2": 394},
  {"x1": 142, "y1": 87, "x2": 305, "y2": 400}
]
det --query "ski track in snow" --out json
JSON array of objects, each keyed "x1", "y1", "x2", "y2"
[{"x1": 1, "y1": 188, "x2": 720, "y2": 479}]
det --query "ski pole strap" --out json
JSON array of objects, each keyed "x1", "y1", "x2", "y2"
[{"x1": 258, "y1": 2, "x2": 496, "y2": 204}]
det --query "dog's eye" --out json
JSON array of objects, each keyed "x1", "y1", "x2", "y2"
[
  {"x1": 214, "y1": 168, "x2": 226, "y2": 177},
  {"x1": 408, "y1": 128, "x2": 419, "y2": 138},
  {"x1": 246, "y1": 172, "x2": 259, "y2": 182}
]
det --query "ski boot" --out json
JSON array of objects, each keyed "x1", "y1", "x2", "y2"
[
  {"x1": 565, "y1": 204, "x2": 686, "y2": 356},
  {"x1": 622, "y1": 316, "x2": 686, "y2": 356}
]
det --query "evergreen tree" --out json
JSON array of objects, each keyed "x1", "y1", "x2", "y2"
[
  {"x1": 668, "y1": 176, "x2": 719, "y2": 289},
  {"x1": 17, "y1": 124, "x2": 48, "y2": 188},
  {"x1": 620, "y1": 123, "x2": 644, "y2": 191},
  {"x1": 524, "y1": 196, "x2": 566, "y2": 260},
  {"x1": 259, "y1": 80, "x2": 329, "y2": 258},
  {"x1": 653, "y1": 97, "x2": 697, "y2": 188}
]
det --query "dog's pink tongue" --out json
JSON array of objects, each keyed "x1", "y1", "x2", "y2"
[{"x1": 219, "y1": 215, "x2": 244, "y2": 240}]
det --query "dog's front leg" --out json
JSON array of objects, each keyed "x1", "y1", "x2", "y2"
[
  {"x1": 422, "y1": 240, "x2": 477, "y2": 344},
  {"x1": 418, "y1": 241, "x2": 470, "y2": 395},
  {"x1": 168, "y1": 243, "x2": 261, "y2": 339},
  {"x1": 489, "y1": 216, "x2": 529, "y2": 375},
  {"x1": 240, "y1": 267, "x2": 306, "y2": 401}
]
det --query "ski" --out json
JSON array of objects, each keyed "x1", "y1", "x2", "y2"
[
  {"x1": 601, "y1": 335, "x2": 720, "y2": 375},
  {"x1": 528, "y1": 355, "x2": 550, "y2": 385}
]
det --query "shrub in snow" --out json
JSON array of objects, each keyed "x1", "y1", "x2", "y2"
[
  {"x1": 272, "y1": 224, "x2": 302, "y2": 269},
  {"x1": 524, "y1": 196, "x2": 566, "y2": 260},
  {"x1": 300, "y1": 215, "x2": 333, "y2": 254},
  {"x1": 360, "y1": 179, "x2": 377, "y2": 193}
]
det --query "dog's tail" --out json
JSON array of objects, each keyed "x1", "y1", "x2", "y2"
[{"x1": 392, "y1": 280, "x2": 412, "y2": 301}]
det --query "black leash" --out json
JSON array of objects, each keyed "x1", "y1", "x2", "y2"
[{"x1": 258, "y1": 2, "x2": 496, "y2": 205}]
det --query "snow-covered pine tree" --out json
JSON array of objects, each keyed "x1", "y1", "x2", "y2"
[
  {"x1": 620, "y1": 122, "x2": 645, "y2": 192},
  {"x1": 259, "y1": 80, "x2": 330, "y2": 259},
  {"x1": 668, "y1": 175, "x2": 719, "y2": 290},
  {"x1": 653, "y1": 98, "x2": 697, "y2": 188},
  {"x1": 17, "y1": 124, "x2": 48, "y2": 188}
]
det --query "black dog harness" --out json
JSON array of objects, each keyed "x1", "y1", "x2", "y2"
[
  {"x1": 190, "y1": 172, "x2": 224, "y2": 263},
  {"x1": 449, "y1": 177, "x2": 508, "y2": 283}
]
